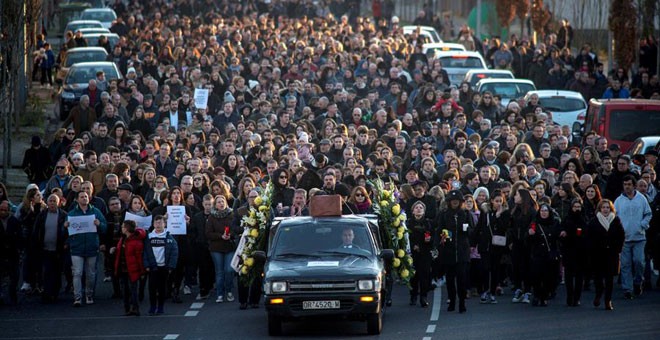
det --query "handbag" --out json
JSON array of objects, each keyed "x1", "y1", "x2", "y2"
[{"x1": 488, "y1": 213, "x2": 507, "y2": 246}]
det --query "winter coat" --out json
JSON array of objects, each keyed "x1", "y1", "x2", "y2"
[
  {"x1": 435, "y1": 208, "x2": 474, "y2": 265},
  {"x1": 0, "y1": 215, "x2": 21, "y2": 262},
  {"x1": 559, "y1": 210, "x2": 589, "y2": 267},
  {"x1": 32, "y1": 208, "x2": 67, "y2": 253},
  {"x1": 528, "y1": 211, "x2": 561, "y2": 261},
  {"x1": 206, "y1": 208, "x2": 238, "y2": 253},
  {"x1": 22, "y1": 146, "x2": 52, "y2": 183},
  {"x1": 408, "y1": 216, "x2": 434, "y2": 266},
  {"x1": 613, "y1": 191, "x2": 652, "y2": 242},
  {"x1": 114, "y1": 228, "x2": 146, "y2": 281},
  {"x1": 65, "y1": 205, "x2": 108, "y2": 257},
  {"x1": 476, "y1": 208, "x2": 511, "y2": 254},
  {"x1": 143, "y1": 230, "x2": 178, "y2": 270},
  {"x1": 509, "y1": 208, "x2": 536, "y2": 245},
  {"x1": 587, "y1": 215, "x2": 625, "y2": 276}
]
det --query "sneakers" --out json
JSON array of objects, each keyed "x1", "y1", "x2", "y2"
[
  {"x1": 512, "y1": 289, "x2": 523, "y2": 303},
  {"x1": 522, "y1": 293, "x2": 531, "y2": 304},
  {"x1": 20, "y1": 283, "x2": 32, "y2": 292},
  {"x1": 480, "y1": 292, "x2": 490, "y2": 304},
  {"x1": 226, "y1": 292, "x2": 235, "y2": 302},
  {"x1": 183, "y1": 285, "x2": 192, "y2": 295},
  {"x1": 623, "y1": 292, "x2": 634, "y2": 300},
  {"x1": 73, "y1": 299, "x2": 82, "y2": 307},
  {"x1": 86, "y1": 296, "x2": 94, "y2": 305},
  {"x1": 489, "y1": 294, "x2": 498, "y2": 304},
  {"x1": 103, "y1": 276, "x2": 112, "y2": 282},
  {"x1": 216, "y1": 296, "x2": 224, "y2": 303}
]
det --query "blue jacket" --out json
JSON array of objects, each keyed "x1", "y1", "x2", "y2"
[
  {"x1": 66, "y1": 205, "x2": 107, "y2": 257},
  {"x1": 614, "y1": 191, "x2": 652, "y2": 242},
  {"x1": 143, "y1": 231, "x2": 179, "y2": 270}
]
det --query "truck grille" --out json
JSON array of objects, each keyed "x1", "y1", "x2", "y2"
[{"x1": 288, "y1": 280, "x2": 357, "y2": 292}]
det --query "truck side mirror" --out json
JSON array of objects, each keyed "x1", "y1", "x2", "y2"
[
  {"x1": 253, "y1": 250, "x2": 266, "y2": 262},
  {"x1": 380, "y1": 249, "x2": 394, "y2": 261}
]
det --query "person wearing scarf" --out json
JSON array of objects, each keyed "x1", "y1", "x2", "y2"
[
  {"x1": 587, "y1": 199, "x2": 625, "y2": 310},
  {"x1": 205, "y1": 195, "x2": 237, "y2": 303}
]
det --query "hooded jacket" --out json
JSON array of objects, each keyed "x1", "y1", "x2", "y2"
[{"x1": 114, "y1": 228, "x2": 146, "y2": 281}]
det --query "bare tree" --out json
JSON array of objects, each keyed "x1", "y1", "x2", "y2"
[{"x1": 609, "y1": 0, "x2": 637, "y2": 72}]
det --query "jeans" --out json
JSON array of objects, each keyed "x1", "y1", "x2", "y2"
[
  {"x1": 120, "y1": 273, "x2": 139, "y2": 312},
  {"x1": 210, "y1": 251, "x2": 234, "y2": 297},
  {"x1": 620, "y1": 240, "x2": 646, "y2": 292},
  {"x1": 71, "y1": 255, "x2": 97, "y2": 300}
]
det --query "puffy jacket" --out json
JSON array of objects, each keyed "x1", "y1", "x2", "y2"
[
  {"x1": 143, "y1": 230, "x2": 178, "y2": 270},
  {"x1": 114, "y1": 228, "x2": 146, "y2": 281},
  {"x1": 66, "y1": 205, "x2": 107, "y2": 257}
]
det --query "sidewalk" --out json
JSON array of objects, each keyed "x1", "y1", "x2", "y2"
[{"x1": 0, "y1": 83, "x2": 60, "y2": 202}]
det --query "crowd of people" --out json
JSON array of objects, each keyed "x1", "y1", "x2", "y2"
[{"x1": 1, "y1": 0, "x2": 660, "y2": 317}]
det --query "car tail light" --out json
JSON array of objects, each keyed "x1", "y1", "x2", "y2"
[{"x1": 577, "y1": 112, "x2": 586, "y2": 121}]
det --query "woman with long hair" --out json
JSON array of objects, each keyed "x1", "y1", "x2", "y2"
[
  {"x1": 408, "y1": 201, "x2": 434, "y2": 307},
  {"x1": 220, "y1": 154, "x2": 240, "y2": 181},
  {"x1": 271, "y1": 168, "x2": 294, "y2": 214},
  {"x1": 559, "y1": 198, "x2": 589, "y2": 306},
  {"x1": 551, "y1": 182, "x2": 579, "y2": 221},
  {"x1": 192, "y1": 174, "x2": 210, "y2": 197},
  {"x1": 146, "y1": 175, "x2": 168, "y2": 209},
  {"x1": 129, "y1": 106, "x2": 153, "y2": 138},
  {"x1": 138, "y1": 167, "x2": 157, "y2": 198},
  {"x1": 110, "y1": 123, "x2": 131, "y2": 149},
  {"x1": 509, "y1": 188, "x2": 538, "y2": 304},
  {"x1": 583, "y1": 184, "x2": 602, "y2": 217},
  {"x1": 348, "y1": 186, "x2": 373, "y2": 214},
  {"x1": 476, "y1": 189, "x2": 510, "y2": 304},
  {"x1": 528, "y1": 203, "x2": 561, "y2": 307},
  {"x1": 232, "y1": 176, "x2": 256, "y2": 211},
  {"x1": 587, "y1": 199, "x2": 625, "y2": 310},
  {"x1": 205, "y1": 195, "x2": 236, "y2": 303}
]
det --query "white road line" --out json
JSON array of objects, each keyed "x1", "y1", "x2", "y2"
[
  {"x1": 3, "y1": 336, "x2": 163, "y2": 339},
  {"x1": 426, "y1": 325, "x2": 436, "y2": 333},
  {"x1": 0, "y1": 315, "x2": 183, "y2": 322},
  {"x1": 190, "y1": 302, "x2": 204, "y2": 309},
  {"x1": 422, "y1": 337, "x2": 432, "y2": 340},
  {"x1": 163, "y1": 335, "x2": 179, "y2": 340},
  {"x1": 184, "y1": 311, "x2": 199, "y2": 317},
  {"x1": 430, "y1": 287, "x2": 442, "y2": 321}
]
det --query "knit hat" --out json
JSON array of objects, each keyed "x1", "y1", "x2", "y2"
[{"x1": 224, "y1": 91, "x2": 235, "y2": 103}]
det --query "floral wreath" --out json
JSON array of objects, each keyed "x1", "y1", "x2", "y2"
[
  {"x1": 370, "y1": 178, "x2": 415, "y2": 287},
  {"x1": 237, "y1": 181, "x2": 273, "y2": 285}
]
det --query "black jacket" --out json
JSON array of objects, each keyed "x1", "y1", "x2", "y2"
[
  {"x1": 587, "y1": 215, "x2": 625, "y2": 276},
  {"x1": 33, "y1": 208, "x2": 68, "y2": 253},
  {"x1": 435, "y1": 208, "x2": 474, "y2": 265},
  {"x1": 476, "y1": 208, "x2": 511, "y2": 253},
  {"x1": 559, "y1": 210, "x2": 589, "y2": 266},
  {"x1": 528, "y1": 211, "x2": 561, "y2": 261}
]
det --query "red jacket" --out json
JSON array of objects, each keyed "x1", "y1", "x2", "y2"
[{"x1": 114, "y1": 228, "x2": 146, "y2": 281}]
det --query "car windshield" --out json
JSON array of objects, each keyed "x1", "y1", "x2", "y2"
[
  {"x1": 272, "y1": 222, "x2": 374, "y2": 257},
  {"x1": 538, "y1": 97, "x2": 587, "y2": 111},
  {"x1": 67, "y1": 23, "x2": 101, "y2": 32},
  {"x1": 65, "y1": 51, "x2": 107, "y2": 67},
  {"x1": 481, "y1": 83, "x2": 536, "y2": 99},
  {"x1": 439, "y1": 56, "x2": 484, "y2": 69},
  {"x1": 609, "y1": 110, "x2": 660, "y2": 142},
  {"x1": 82, "y1": 11, "x2": 115, "y2": 21},
  {"x1": 66, "y1": 65, "x2": 118, "y2": 84}
]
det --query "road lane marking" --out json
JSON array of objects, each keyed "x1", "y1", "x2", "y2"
[
  {"x1": 426, "y1": 325, "x2": 436, "y2": 333},
  {"x1": 190, "y1": 302, "x2": 204, "y2": 309},
  {"x1": 3, "y1": 335, "x2": 163, "y2": 339},
  {"x1": 430, "y1": 287, "x2": 442, "y2": 321},
  {"x1": 163, "y1": 335, "x2": 179, "y2": 340},
  {"x1": 0, "y1": 315, "x2": 184, "y2": 322},
  {"x1": 422, "y1": 337, "x2": 432, "y2": 340},
  {"x1": 184, "y1": 311, "x2": 199, "y2": 317}
]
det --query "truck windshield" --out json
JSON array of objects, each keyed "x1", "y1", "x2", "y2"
[{"x1": 272, "y1": 222, "x2": 374, "y2": 257}]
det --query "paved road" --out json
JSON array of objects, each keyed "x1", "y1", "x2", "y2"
[{"x1": 1, "y1": 270, "x2": 659, "y2": 340}]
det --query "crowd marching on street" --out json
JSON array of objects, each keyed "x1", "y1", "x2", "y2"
[{"x1": 3, "y1": 0, "x2": 660, "y2": 318}]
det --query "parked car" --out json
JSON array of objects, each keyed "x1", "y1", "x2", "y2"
[
  {"x1": 56, "y1": 47, "x2": 109, "y2": 82},
  {"x1": 573, "y1": 99, "x2": 660, "y2": 152},
  {"x1": 82, "y1": 32, "x2": 119, "y2": 49},
  {"x1": 402, "y1": 25, "x2": 442, "y2": 44},
  {"x1": 627, "y1": 136, "x2": 660, "y2": 156},
  {"x1": 463, "y1": 69, "x2": 514, "y2": 89},
  {"x1": 523, "y1": 90, "x2": 587, "y2": 128},
  {"x1": 59, "y1": 61, "x2": 122, "y2": 119},
  {"x1": 422, "y1": 43, "x2": 466, "y2": 59},
  {"x1": 63, "y1": 20, "x2": 103, "y2": 37},
  {"x1": 76, "y1": 27, "x2": 111, "y2": 35},
  {"x1": 433, "y1": 51, "x2": 488, "y2": 86},
  {"x1": 80, "y1": 8, "x2": 117, "y2": 29},
  {"x1": 475, "y1": 78, "x2": 536, "y2": 107}
]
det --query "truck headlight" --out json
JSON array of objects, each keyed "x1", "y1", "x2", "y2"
[
  {"x1": 61, "y1": 91, "x2": 75, "y2": 99},
  {"x1": 358, "y1": 279, "x2": 374, "y2": 291},
  {"x1": 271, "y1": 281, "x2": 287, "y2": 293}
]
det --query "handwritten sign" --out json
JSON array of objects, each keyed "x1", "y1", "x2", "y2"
[
  {"x1": 194, "y1": 88, "x2": 209, "y2": 109},
  {"x1": 231, "y1": 229, "x2": 249, "y2": 273},
  {"x1": 67, "y1": 215, "x2": 97, "y2": 235},
  {"x1": 124, "y1": 212, "x2": 152, "y2": 230},
  {"x1": 166, "y1": 206, "x2": 187, "y2": 235}
]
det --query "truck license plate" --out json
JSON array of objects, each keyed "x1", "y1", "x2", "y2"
[{"x1": 302, "y1": 300, "x2": 340, "y2": 310}]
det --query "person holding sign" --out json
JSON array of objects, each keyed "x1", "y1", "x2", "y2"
[
  {"x1": 65, "y1": 191, "x2": 107, "y2": 307},
  {"x1": 205, "y1": 195, "x2": 236, "y2": 303}
]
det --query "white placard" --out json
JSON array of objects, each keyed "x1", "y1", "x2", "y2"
[
  {"x1": 67, "y1": 215, "x2": 97, "y2": 235},
  {"x1": 124, "y1": 212, "x2": 153, "y2": 229},
  {"x1": 231, "y1": 229, "x2": 249, "y2": 273},
  {"x1": 194, "y1": 88, "x2": 209, "y2": 109},
  {"x1": 166, "y1": 206, "x2": 187, "y2": 235}
]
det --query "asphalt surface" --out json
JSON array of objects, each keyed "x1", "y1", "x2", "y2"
[{"x1": 1, "y1": 268, "x2": 660, "y2": 340}]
